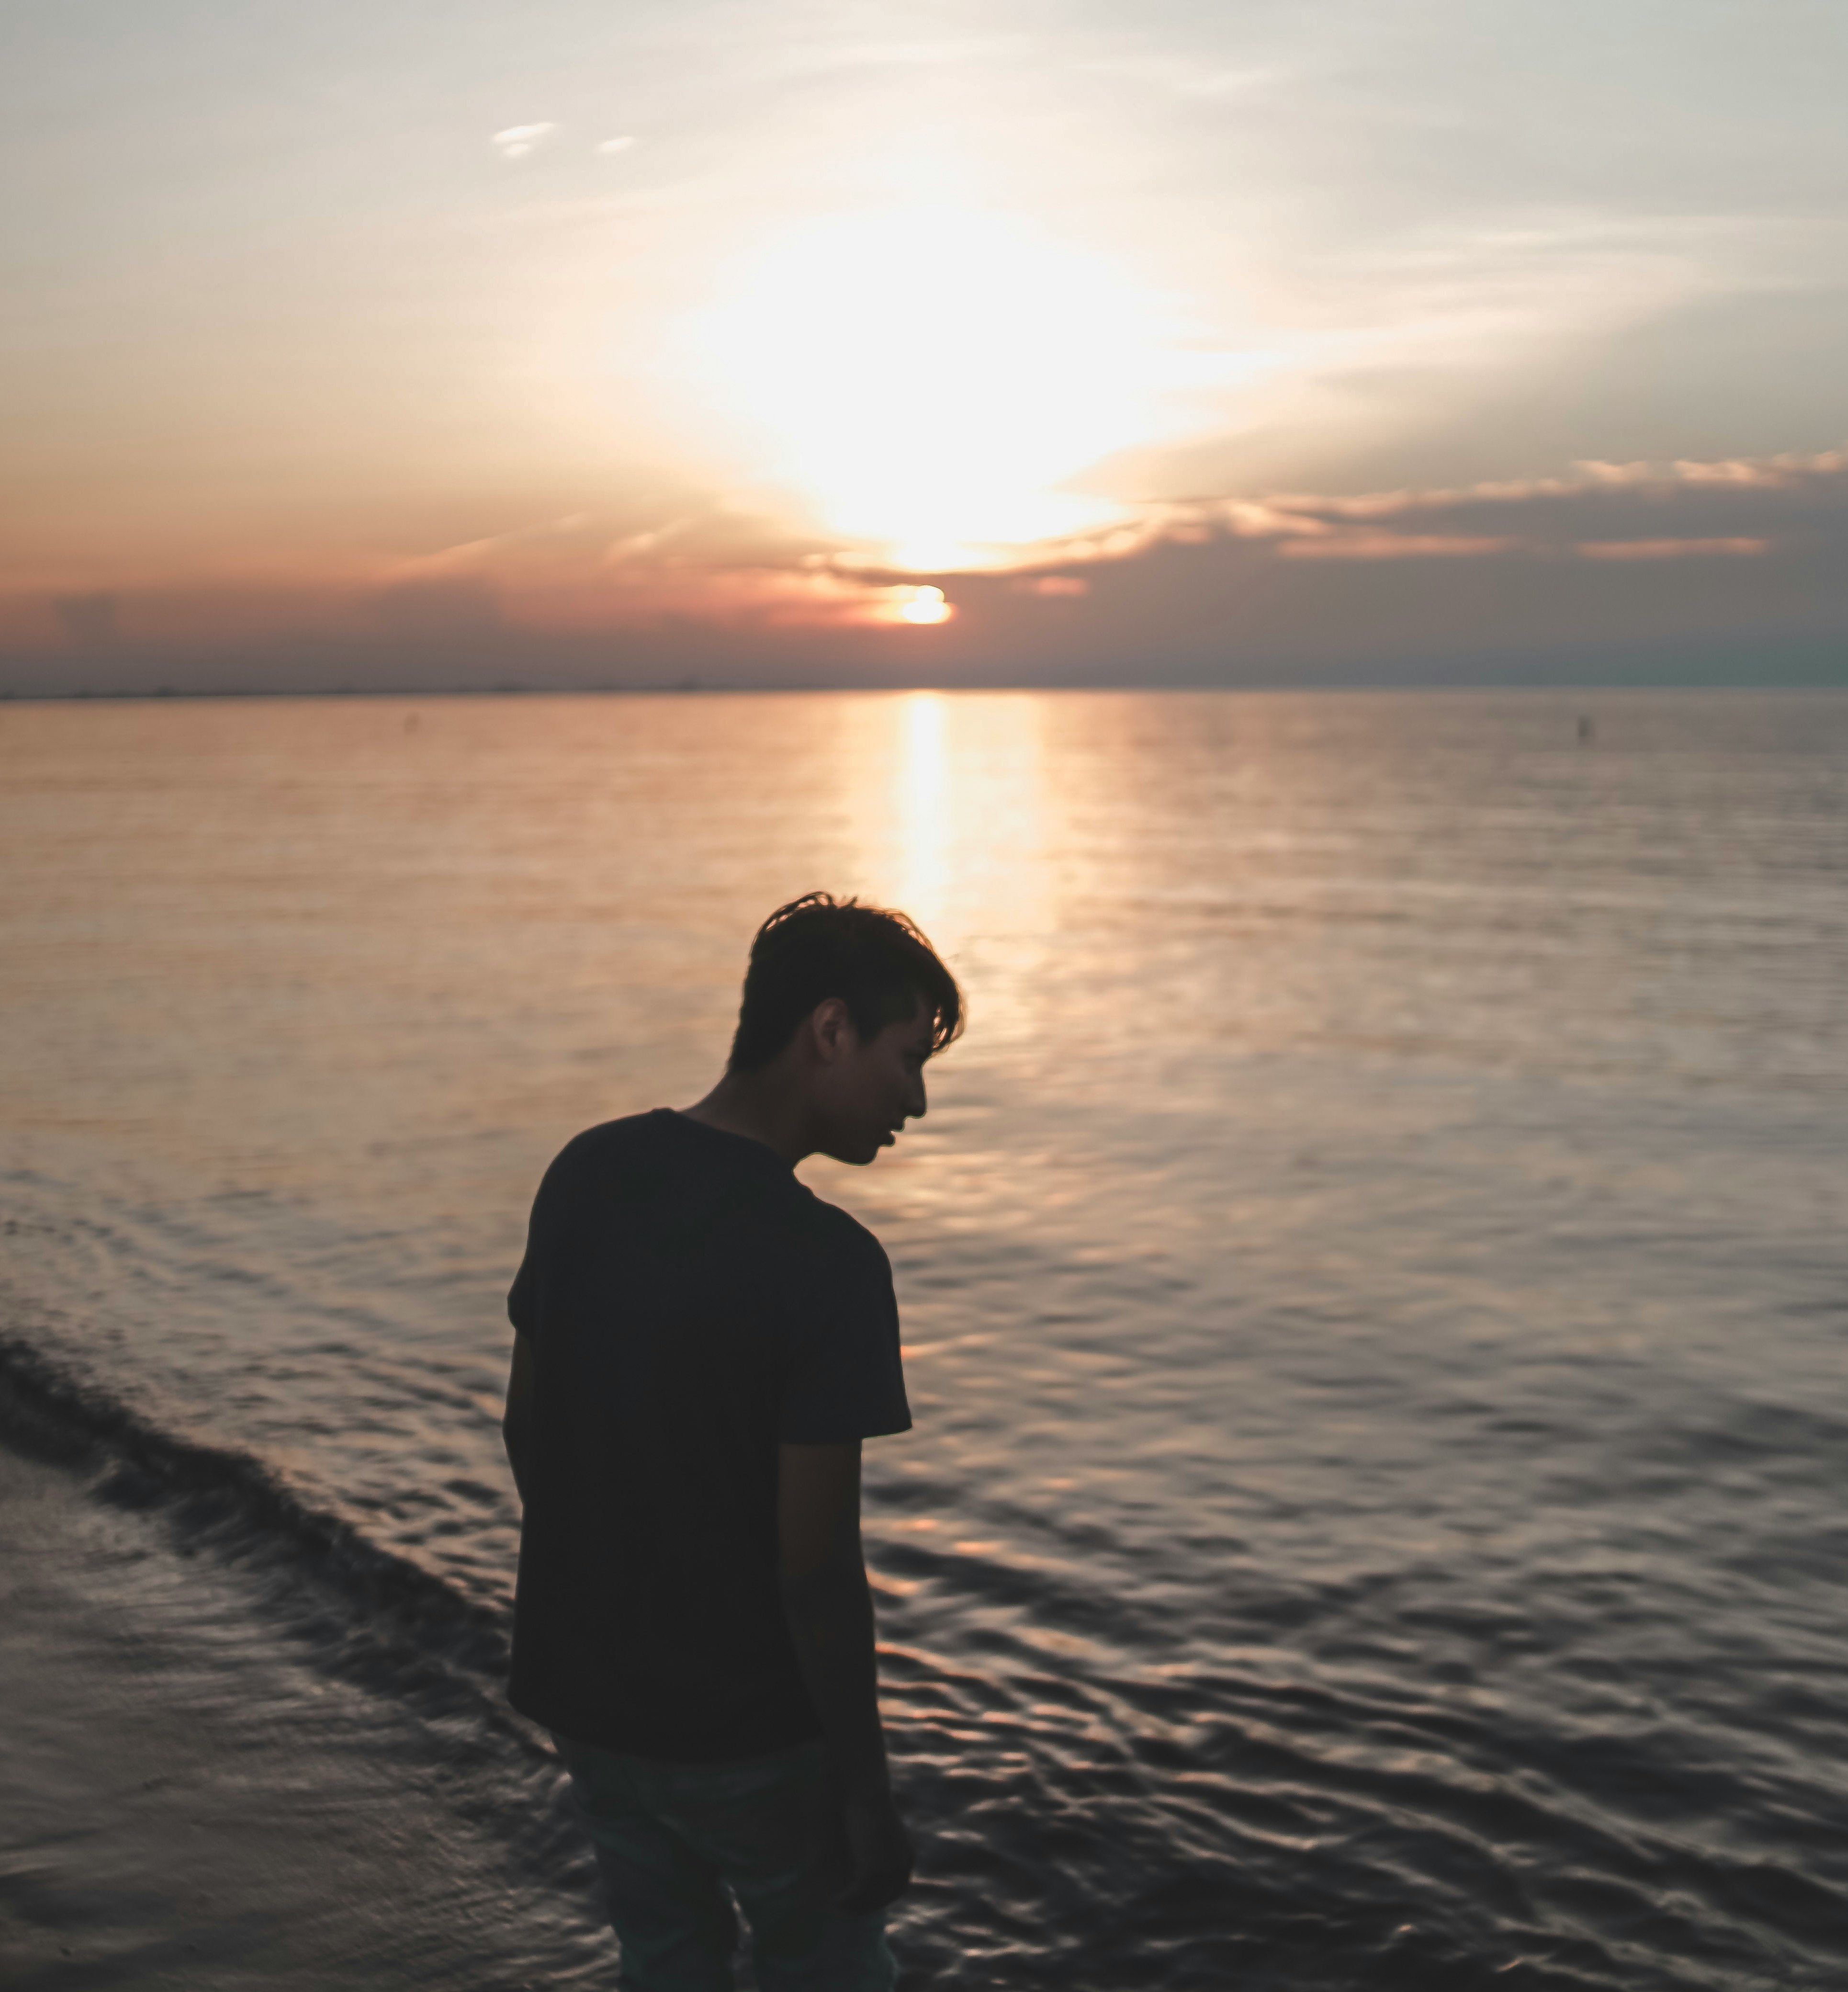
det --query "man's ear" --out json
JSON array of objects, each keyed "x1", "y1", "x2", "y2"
[{"x1": 808, "y1": 996, "x2": 855, "y2": 1064}]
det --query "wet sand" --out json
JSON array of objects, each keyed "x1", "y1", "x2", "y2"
[{"x1": 0, "y1": 1439, "x2": 610, "y2": 1990}]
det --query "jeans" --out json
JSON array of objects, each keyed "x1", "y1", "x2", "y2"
[{"x1": 553, "y1": 1731, "x2": 897, "y2": 1992}]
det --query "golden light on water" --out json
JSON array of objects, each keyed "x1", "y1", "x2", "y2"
[
  {"x1": 894, "y1": 692, "x2": 949, "y2": 927},
  {"x1": 863, "y1": 691, "x2": 1055, "y2": 1049}
]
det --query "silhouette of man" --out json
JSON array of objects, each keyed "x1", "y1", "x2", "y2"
[{"x1": 503, "y1": 894, "x2": 962, "y2": 1990}]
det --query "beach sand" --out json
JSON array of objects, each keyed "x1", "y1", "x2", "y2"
[{"x1": 0, "y1": 1438, "x2": 610, "y2": 1990}]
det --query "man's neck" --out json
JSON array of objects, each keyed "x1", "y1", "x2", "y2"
[{"x1": 680, "y1": 1069, "x2": 812, "y2": 1168}]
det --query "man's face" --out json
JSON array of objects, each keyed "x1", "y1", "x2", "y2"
[{"x1": 814, "y1": 996, "x2": 933, "y2": 1166}]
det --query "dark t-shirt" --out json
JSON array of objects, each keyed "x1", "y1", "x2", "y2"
[{"x1": 505, "y1": 1109, "x2": 911, "y2": 1762}]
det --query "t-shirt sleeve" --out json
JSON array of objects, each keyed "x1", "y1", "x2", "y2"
[
  {"x1": 778, "y1": 1223, "x2": 912, "y2": 1444},
  {"x1": 505, "y1": 1127, "x2": 600, "y2": 1343},
  {"x1": 507, "y1": 1156, "x2": 558, "y2": 1341},
  {"x1": 507, "y1": 1244, "x2": 536, "y2": 1339}
]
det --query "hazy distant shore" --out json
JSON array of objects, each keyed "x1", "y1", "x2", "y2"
[{"x1": 2, "y1": 635, "x2": 1846, "y2": 704}]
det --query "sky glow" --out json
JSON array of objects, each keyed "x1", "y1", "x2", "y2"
[
  {"x1": 0, "y1": 0, "x2": 1844, "y2": 687},
  {"x1": 687, "y1": 202, "x2": 1199, "y2": 567}
]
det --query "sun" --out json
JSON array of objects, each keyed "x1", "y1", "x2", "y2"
[
  {"x1": 690, "y1": 203, "x2": 1175, "y2": 568},
  {"x1": 898, "y1": 585, "x2": 951, "y2": 625}
]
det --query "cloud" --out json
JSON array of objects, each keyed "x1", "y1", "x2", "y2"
[
  {"x1": 1106, "y1": 446, "x2": 1848, "y2": 568},
  {"x1": 386, "y1": 514, "x2": 596, "y2": 581},
  {"x1": 375, "y1": 505, "x2": 923, "y2": 629},
  {"x1": 1277, "y1": 533, "x2": 1517, "y2": 560},
  {"x1": 595, "y1": 136, "x2": 638, "y2": 155},
  {"x1": 1576, "y1": 538, "x2": 1768, "y2": 561},
  {"x1": 7, "y1": 445, "x2": 1844, "y2": 693},
  {"x1": 491, "y1": 124, "x2": 557, "y2": 160},
  {"x1": 538, "y1": 442, "x2": 1848, "y2": 655}
]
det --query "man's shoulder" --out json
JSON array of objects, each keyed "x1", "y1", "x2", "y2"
[
  {"x1": 552, "y1": 1109, "x2": 667, "y2": 1161},
  {"x1": 533, "y1": 1110, "x2": 673, "y2": 1197},
  {"x1": 789, "y1": 1184, "x2": 892, "y2": 1282}
]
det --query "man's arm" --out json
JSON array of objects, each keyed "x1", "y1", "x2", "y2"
[
  {"x1": 778, "y1": 1439, "x2": 913, "y2": 1913},
  {"x1": 502, "y1": 1330, "x2": 535, "y2": 1505}
]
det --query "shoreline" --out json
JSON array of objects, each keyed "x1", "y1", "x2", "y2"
[{"x1": 0, "y1": 1436, "x2": 609, "y2": 1990}]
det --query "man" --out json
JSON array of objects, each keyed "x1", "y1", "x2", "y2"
[{"x1": 502, "y1": 893, "x2": 962, "y2": 1991}]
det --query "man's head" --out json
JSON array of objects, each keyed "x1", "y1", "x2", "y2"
[{"x1": 728, "y1": 894, "x2": 963, "y2": 1164}]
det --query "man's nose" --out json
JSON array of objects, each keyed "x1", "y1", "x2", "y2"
[{"x1": 905, "y1": 1075, "x2": 927, "y2": 1120}]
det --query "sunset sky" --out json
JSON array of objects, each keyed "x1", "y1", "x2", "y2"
[{"x1": 4, "y1": 0, "x2": 1845, "y2": 690}]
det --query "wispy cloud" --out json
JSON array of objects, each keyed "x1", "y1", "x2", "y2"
[
  {"x1": 384, "y1": 514, "x2": 594, "y2": 579},
  {"x1": 490, "y1": 123, "x2": 557, "y2": 160},
  {"x1": 1095, "y1": 447, "x2": 1848, "y2": 568},
  {"x1": 342, "y1": 445, "x2": 1848, "y2": 644},
  {"x1": 7, "y1": 446, "x2": 1843, "y2": 690},
  {"x1": 1278, "y1": 534, "x2": 1518, "y2": 561},
  {"x1": 1577, "y1": 538, "x2": 1768, "y2": 561}
]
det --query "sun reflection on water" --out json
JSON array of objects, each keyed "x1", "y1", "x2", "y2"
[
  {"x1": 895, "y1": 692, "x2": 949, "y2": 929},
  {"x1": 850, "y1": 692, "x2": 1056, "y2": 1053}
]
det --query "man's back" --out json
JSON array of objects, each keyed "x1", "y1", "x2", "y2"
[
  {"x1": 507, "y1": 1107, "x2": 911, "y2": 1762},
  {"x1": 505, "y1": 893, "x2": 961, "y2": 1979}
]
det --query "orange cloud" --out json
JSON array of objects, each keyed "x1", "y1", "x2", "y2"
[
  {"x1": 1093, "y1": 445, "x2": 1848, "y2": 572},
  {"x1": 1277, "y1": 533, "x2": 1518, "y2": 559},
  {"x1": 4, "y1": 442, "x2": 1844, "y2": 692},
  {"x1": 1575, "y1": 538, "x2": 1768, "y2": 560}
]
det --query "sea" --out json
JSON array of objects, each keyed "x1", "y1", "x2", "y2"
[{"x1": 2, "y1": 688, "x2": 1845, "y2": 1988}]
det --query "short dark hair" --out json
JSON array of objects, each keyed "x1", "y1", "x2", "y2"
[{"x1": 727, "y1": 893, "x2": 964, "y2": 1073}]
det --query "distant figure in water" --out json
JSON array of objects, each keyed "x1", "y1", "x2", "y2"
[
  {"x1": 1578, "y1": 714, "x2": 1595, "y2": 743},
  {"x1": 502, "y1": 893, "x2": 962, "y2": 1989}
]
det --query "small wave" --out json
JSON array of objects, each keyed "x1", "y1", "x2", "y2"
[{"x1": 0, "y1": 1327, "x2": 523, "y2": 1739}]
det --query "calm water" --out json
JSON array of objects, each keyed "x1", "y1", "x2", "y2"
[{"x1": 3, "y1": 690, "x2": 1846, "y2": 1987}]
